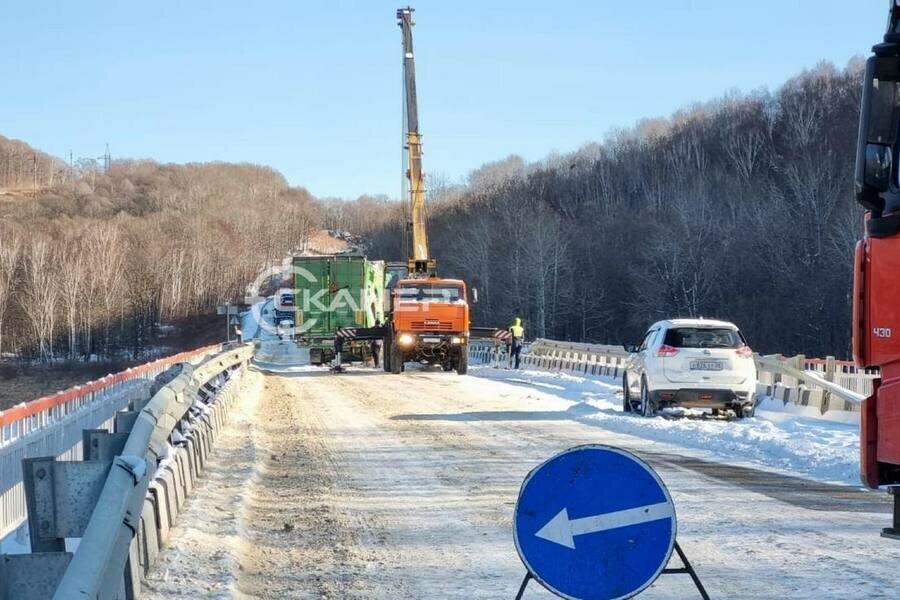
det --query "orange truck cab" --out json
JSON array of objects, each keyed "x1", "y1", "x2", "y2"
[{"x1": 386, "y1": 277, "x2": 470, "y2": 374}]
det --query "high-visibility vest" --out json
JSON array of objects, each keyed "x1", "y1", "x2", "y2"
[{"x1": 510, "y1": 324, "x2": 524, "y2": 338}]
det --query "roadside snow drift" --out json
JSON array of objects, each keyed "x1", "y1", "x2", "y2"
[{"x1": 471, "y1": 366, "x2": 861, "y2": 486}]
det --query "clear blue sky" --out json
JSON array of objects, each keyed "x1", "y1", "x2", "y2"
[{"x1": 0, "y1": 1, "x2": 887, "y2": 198}]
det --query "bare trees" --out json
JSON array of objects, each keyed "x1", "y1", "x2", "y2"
[
  {"x1": 58, "y1": 235, "x2": 87, "y2": 360},
  {"x1": 0, "y1": 158, "x2": 324, "y2": 361},
  {"x1": 0, "y1": 135, "x2": 65, "y2": 191},
  {"x1": 22, "y1": 240, "x2": 59, "y2": 362},
  {"x1": 0, "y1": 232, "x2": 21, "y2": 355}
]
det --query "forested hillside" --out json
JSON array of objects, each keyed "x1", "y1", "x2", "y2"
[
  {"x1": 0, "y1": 135, "x2": 67, "y2": 192},
  {"x1": 362, "y1": 61, "x2": 865, "y2": 357},
  {"x1": 0, "y1": 159, "x2": 318, "y2": 361}
]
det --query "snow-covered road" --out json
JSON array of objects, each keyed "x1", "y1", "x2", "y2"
[{"x1": 144, "y1": 364, "x2": 900, "y2": 599}]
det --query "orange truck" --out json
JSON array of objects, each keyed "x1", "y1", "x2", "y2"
[{"x1": 386, "y1": 277, "x2": 471, "y2": 374}]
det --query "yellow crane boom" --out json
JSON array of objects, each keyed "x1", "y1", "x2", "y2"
[{"x1": 397, "y1": 6, "x2": 435, "y2": 276}]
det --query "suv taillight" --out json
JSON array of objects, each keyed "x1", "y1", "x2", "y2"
[
  {"x1": 656, "y1": 344, "x2": 679, "y2": 357},
  {"x1": 735, "y1": 345, "x2": 752, "y2": 358}
]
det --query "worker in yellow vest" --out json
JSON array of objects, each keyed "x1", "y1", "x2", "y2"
[{"x1": 509, "y1": 317, "x2": 524, "y2": 369}]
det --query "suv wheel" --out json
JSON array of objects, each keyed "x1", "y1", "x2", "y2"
[
  {"x1": 640, "y1": 379, "x2": 656, "y2": 417},
  {"x1": 622, "y1": 376, "x2": 633, "y2": 413}
]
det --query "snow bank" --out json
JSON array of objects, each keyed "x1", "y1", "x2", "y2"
[{"x1": 471, "y1": 366, "x2": 862, "y2": 487}]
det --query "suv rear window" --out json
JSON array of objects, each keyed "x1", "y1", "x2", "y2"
[{"x1": 663, "y1": 327, "x2": 745, "y2": 349}]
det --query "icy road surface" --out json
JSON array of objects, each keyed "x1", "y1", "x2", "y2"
[{"x1": 143, "y1": 365, "x2": 899, "y2": 599}]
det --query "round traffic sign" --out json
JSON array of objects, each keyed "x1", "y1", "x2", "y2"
[{"x1": 514, "y1": 445, "x2": 676, "y2": 600}]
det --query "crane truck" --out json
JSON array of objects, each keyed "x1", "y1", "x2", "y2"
[
  {"x1": 383, "y1": 7, "x2": 472, "y2": 375},
  {"x1": 854, "y1": 0, "x2": 900, "y2": 539}
]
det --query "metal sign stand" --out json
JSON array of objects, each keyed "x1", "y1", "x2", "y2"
[
  {"x1": 513, "y1": 572, "x2": 533, "y2": 600},
  {"x1": 661, "y1": 540, "x2": 710, "y2": 599},
  {"x1": 513, "y1": 539, "x2": 709, "y2": 600}
]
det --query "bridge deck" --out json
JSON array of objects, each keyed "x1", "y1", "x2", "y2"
[{"x1": 142, "y1": 367, "x2": 900, "y2": 599}]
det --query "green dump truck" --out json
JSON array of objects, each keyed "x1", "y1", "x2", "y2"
[{"x1": 292, "y1": 255, "x2": 386, "y2": 365}]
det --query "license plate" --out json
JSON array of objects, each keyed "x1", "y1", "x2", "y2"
[
  {"x1": 690, "y1": 360, "x2": 723, "y2": 371},
  {"x1": 422, "y1": 337, "x2": 441, "y2": 344}
]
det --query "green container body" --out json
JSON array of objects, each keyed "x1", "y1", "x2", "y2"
[{"x1": 292, "y1": 255, "x2": 386, "y2": 343}]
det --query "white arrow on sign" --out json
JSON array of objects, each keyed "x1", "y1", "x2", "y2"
[{"x1": 535, "y1": 502, "x2": 674, "y2": 549}]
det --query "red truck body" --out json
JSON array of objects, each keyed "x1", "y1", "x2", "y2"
[{"x1": 856, "y1": 235, "x2": 900, "y2": 488}]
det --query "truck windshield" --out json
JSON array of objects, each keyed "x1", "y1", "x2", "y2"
[
  {"x1": 663, "y1": 327, "x2": 745, "y2": 349},
  {"x1": 397, "y1": 284, "x2": 463, "y2": 303}
]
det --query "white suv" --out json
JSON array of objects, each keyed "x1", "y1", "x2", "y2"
[{"x1": 623, "y1": 319, "x2": 757, "y2": 418}]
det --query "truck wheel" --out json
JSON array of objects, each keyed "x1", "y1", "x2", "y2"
[
  {"x1": 442, "y1": 362, "x2": 453, "y2": 372},
  {"x1": 456, "y1": 349, "x2": 468, "y2": 375},
  {"x1": 390, "y1": 342, "x2": 403, "y2": 374},
  {"x1": 383, "y1": 336, "x2": 392, "y2": 372}
]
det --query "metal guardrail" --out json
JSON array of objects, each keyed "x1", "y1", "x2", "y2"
[
  {"x1": 0, "y1": 343, "x2": 253, "y2": 599},
  {"x1": 754, "y1": 354, "x2": 870, "y2": 413},
  {"x1": 472, "y1": 338, "x2": 871, "y2": 416},
  {"x1": 0, "y1": 345, "x2": 221, "y2": 542}
]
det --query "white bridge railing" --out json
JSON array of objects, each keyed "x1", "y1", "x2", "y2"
[
  {"x1": 470, "y1": 338, "x2": 872, "y2": 417},
  {"x1": 0, "y1": 344, "x2": 226, "y2": 543}
]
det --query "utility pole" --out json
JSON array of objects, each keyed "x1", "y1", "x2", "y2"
[{"x1": 32, "y1": 153, "x2": 37, "y2": 194}]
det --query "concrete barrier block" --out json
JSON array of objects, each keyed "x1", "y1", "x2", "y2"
[
  {"x1": 755, "y1": 382, "x2": 772, "y2": 398},
  {"x1": 206, "y1": 410, "x2": 220, "y2": 436},
  {"x1": 804, "y1": 388, "x2": 825, "y2": 412},
  {"x1": 190, "y1": 432, "x2": 206, "y2": 474},
  {"x1": 209, "y1": 408, "x2": 222, "y2": 439},
  {"x1": 205, "y1": 415, "x2": 216, "y2": 443},
  {"x1": 194, "y1": 424, "x2": 211, "y2": 475},
  {"x1": 213, "y1": 402, "x2": 227, "y2": 435},
  {"x1": 177, "y1": 449, "x2": 194, "y2": 497},
  {"x1": 148, "y1": 480, "x2": 171, "y2": 546},
  {"x1": 773, "y1": 385, "x2": 788, "y2": 403},
  {"x1": 210, "y1": 405, "x2": 222, "y2": 431},
  {"x1": 160, "y1": 466, "x2": 180, "y2": 524},
  {"x1": 182, "y1": 436, "x2": 197, "y2": 479},
  {"x1": 198, "y1": 425, "x2": 210, "y2": 463},
  {"x1": 168, "y1": 460, "x2": 186, "y2": 511},
  {"x1": 138, "y1": 497, "x2": 159, "y2": 577},
  {"x1": 124, "y1": 534, "x2": 141, "y2": 599},
  {"x1": 197, "y1": 424, "x2": 211, "y2": 462}
]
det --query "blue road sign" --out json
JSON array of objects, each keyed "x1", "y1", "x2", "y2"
[{"x1": 514, "y1": 445, "x2": 676, "y2": 600}]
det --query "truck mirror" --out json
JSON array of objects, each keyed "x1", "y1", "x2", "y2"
[
  {"x1": 857, "y1": 55, "x2": 900, "y2": 207},
  {"x1": 471, "y1": 288, "x2": 479, "y2": 304},
  {"x1": 865, "y1": 143, "x2": 893, "y2": 191}
]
